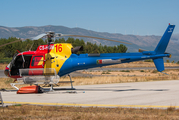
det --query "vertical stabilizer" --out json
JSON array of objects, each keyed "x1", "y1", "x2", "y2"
[
  {"x1": 154, "y1": 24, "x2": 175, "y2": 54},
  {"x1": 153, "y1": 24, "x2": 175, "y2": 72},
  {"x1": 153, "y1": 58, "x2": 164, "y2": 72}
]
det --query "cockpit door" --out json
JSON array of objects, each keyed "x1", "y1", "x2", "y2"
[{"x1": 28, "y1": 55, "x2": 45, "y2": 76}]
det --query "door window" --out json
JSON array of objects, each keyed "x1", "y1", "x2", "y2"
[{"x1": 31, "y1": 56, "x2": 44, "y2": 66}]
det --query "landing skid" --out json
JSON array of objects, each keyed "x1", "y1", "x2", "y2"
[
  {"x1": 10, "y1": 82, "x2": 45, "y2": 90},
  {"x1": 48, "y1": 74, "x2": 75, "y2": 92},
  {"x1": 10, "y1": 74, "x2": 75, "y2": 93}
]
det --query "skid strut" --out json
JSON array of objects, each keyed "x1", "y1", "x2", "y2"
[
  {"x1": 49, "y1": 84, "x2": 54, "y2": 91},
  {"x1": 68, "y1": 74, "x2": 74, "y2": 89}
]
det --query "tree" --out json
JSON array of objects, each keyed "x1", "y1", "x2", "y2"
[
  {"x1": 0, "y1": 37, "x2": 128, "y2": 57},
  {"x1": 0, "y1": 52, "x2": 4, "y2": 59},
  {"x1": 117, "y1": 44, "x2": 127, "y2": 53},
  {"x1": 107, "y1": 46, "x2": 113, "y2": 53},
  {"x1": 166, "y1": 60, "x2": 170, "y2": 63}
]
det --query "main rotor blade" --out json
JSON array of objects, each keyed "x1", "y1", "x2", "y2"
[
  {"x1": 57, "y1": 34, "x2": 131, "y2": 44},
  {"x1": 32, "y1": 33, "x2": 47, "y2": 40},
  {"x1": 0, "y1": 39, "x2": 22, "y2": 48}
]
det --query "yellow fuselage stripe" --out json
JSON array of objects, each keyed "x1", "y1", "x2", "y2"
[{"x1": 3, "y1": 101, "x2": 179, "y2": 108}]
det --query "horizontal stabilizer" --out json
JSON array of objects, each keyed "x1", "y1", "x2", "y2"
[{"x1": 138, "y1": 48, "x2": 147, "y2": 52}]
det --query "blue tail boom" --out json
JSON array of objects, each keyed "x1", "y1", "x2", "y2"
[{"x1": 59, "y1": 24, "x2": 175, "y2": 76}]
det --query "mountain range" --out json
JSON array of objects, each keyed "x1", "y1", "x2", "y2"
[{"x1": 0, "y1": 25, "x2": 179, "y2": 62}]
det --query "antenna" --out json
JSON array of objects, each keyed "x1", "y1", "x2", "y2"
[{"x1": 29, "y1": 42, "x2": 34, "y2": 51}]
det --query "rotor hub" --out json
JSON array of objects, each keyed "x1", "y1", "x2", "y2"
[{"x1": 46, "y1": 31, "x2": 55, "y2": 38}]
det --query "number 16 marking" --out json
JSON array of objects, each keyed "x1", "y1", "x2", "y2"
[{"x1": 55, "y1": 44, "x2": 62, "y2": 52}]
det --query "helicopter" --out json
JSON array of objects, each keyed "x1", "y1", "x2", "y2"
[{"x1": 2, "y1": 24, "x2": 175, "y2": 93}]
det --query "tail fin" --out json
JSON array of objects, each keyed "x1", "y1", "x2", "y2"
[
  {"x1": 153, "y1": 24, "x2": 175, "y2": 72},
  {"x1": 153, "y1": 58, "x2": 164, "y2": 72},
  {"x1": 154, "y1": 24, "x2": 175, "y2": 54}
]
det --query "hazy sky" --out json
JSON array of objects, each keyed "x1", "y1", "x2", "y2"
[{"x1": 1, "y1": 0, "x2": 179, "y2": 35}]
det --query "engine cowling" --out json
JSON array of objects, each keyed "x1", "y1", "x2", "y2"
[{"x1": 71, "y1": 46, "x2": 83, "y2": 54}]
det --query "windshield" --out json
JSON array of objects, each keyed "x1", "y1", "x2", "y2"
[
  {"x1": 11, "y1": 53, "x2": 18, "y2": 66},
  {"x1": 10, "y1": 54, "x2": 33, "y2": 76}
]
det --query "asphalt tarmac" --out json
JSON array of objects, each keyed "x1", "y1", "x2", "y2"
[{"x1": 1, "y1": 80, "x2": 179, "y2": 109}]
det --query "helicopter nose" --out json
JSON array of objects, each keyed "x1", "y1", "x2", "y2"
[{"x1": 4, "y1": 66, "x2": 10, "y2": 77}]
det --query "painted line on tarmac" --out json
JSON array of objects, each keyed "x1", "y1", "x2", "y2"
[{"x1": 3, "y1": 101, "x2": 179, "y2": 108}]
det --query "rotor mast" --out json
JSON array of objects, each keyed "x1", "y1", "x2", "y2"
[{"x1": 46, "y1": 31, "x2": 55, "y2": 53}]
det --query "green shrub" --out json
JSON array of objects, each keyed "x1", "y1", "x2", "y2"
[
  {"x1": 144, "y1": 59, "x2": 153, "y2": 62},
  {"x1": 0, "y1": 57, "x2": 12, "y2": 63},
  {"x1": 121, "y1": 70, "x2": 130, "y2": 72}
]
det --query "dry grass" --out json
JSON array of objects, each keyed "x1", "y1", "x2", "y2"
[
  {"x1": 61, "y1": 69, "x2": 179, "y2": 86},
  {"x1": 59, "y1": 75, "x2": 179, "y2": 87},
  {"x1": 103, "y1": 61, "x2": 179, "y2": 68},
  {"x1": 0, "y1": 63, "x2": 7, "y2": 70},
  {"x1": 0, "y1": 105, "x2": 179, "y2": 120},
  {"x1": 0, "y1": 78, "x2": 31, "y2": 90},
  {"x1": 1, "y1": 69, "x2": 179, "y2": 89},
  {"x1": 83, "y1": 69, "x2": 179, "y2": 76}
]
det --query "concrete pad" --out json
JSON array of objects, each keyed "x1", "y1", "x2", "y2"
[{"x1": 1, "y1": 80, "x2": 179, "y2": 108}]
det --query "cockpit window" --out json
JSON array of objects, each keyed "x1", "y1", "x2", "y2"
[
  {"x1": 10, "y1": 54, "x2": 32, "y2": 76},
  {"x1": 11, "y1": 53, "x2": 18, "y2": 66},
  {"x1": 31, "y1": 56, "x2": 44, "y2": 66}
]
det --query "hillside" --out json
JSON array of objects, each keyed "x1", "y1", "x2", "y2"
[{"x1": 0, "y1": 25, "x2": 179, "y2": 61}]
